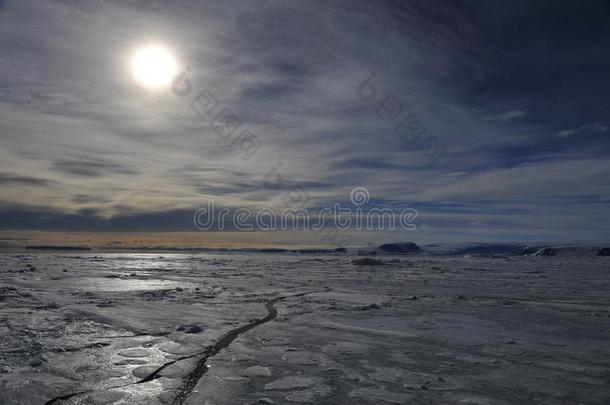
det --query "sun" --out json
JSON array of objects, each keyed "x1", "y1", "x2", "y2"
[{"x1": 130, "y1": 45, "x2": 178, "y2": 89}]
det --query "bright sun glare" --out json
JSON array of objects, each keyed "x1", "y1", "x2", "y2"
[{"x1": 130, "y1": 45, "x2": 178, "y2": 89}]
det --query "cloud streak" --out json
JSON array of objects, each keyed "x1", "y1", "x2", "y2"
[{"x1": 0, "y1": 0, "x2": 609, "y2": 243}]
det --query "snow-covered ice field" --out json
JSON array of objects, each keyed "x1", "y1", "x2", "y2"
[{"x1": 0, "y1": 253, "x2": 608, "y2": 404}]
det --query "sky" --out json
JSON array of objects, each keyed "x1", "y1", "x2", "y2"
[{"x1": 1, "y1": 0, "x2": 610, "y2": 247}]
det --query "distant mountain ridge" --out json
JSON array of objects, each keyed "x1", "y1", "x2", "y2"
[
  {"x1": 418, "y1": 242, "x2": 609, "y2": 257},
  {"x1": 5, "y1": 242, "x2": 609, "y2": 257}
]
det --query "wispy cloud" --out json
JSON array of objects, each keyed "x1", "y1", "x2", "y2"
[
  {"x1": 557, "y1": 122, "x2": 608, "y2": 138},
  {"x1": 484, "y1": 110, "x2": 527, "y2": 120},
  {"x1": 52, "y1": 159, "x2": 137, "y2": 177},
  {"x1": 0, "y1": 0, "x2": 609, "y2": 243},
  {"x1": 0, "y1": 172, "x2": 54, "y2": 186}
]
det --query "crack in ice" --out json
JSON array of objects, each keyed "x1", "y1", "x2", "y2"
[{"x1": 43, "y1": 291, "x2": 315, "y2": 405}]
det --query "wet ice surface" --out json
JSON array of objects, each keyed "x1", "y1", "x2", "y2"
[{"x1": 0, "y1": 253, "x2": 609, "y2": 404}]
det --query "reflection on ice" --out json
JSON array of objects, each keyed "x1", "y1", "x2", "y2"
[
  {"x1": 0, "y1": 253, "x2": 608, "y2": 405},
  {"x1": 77, "y1": 277, "x2": 194, "y2": 292}
]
